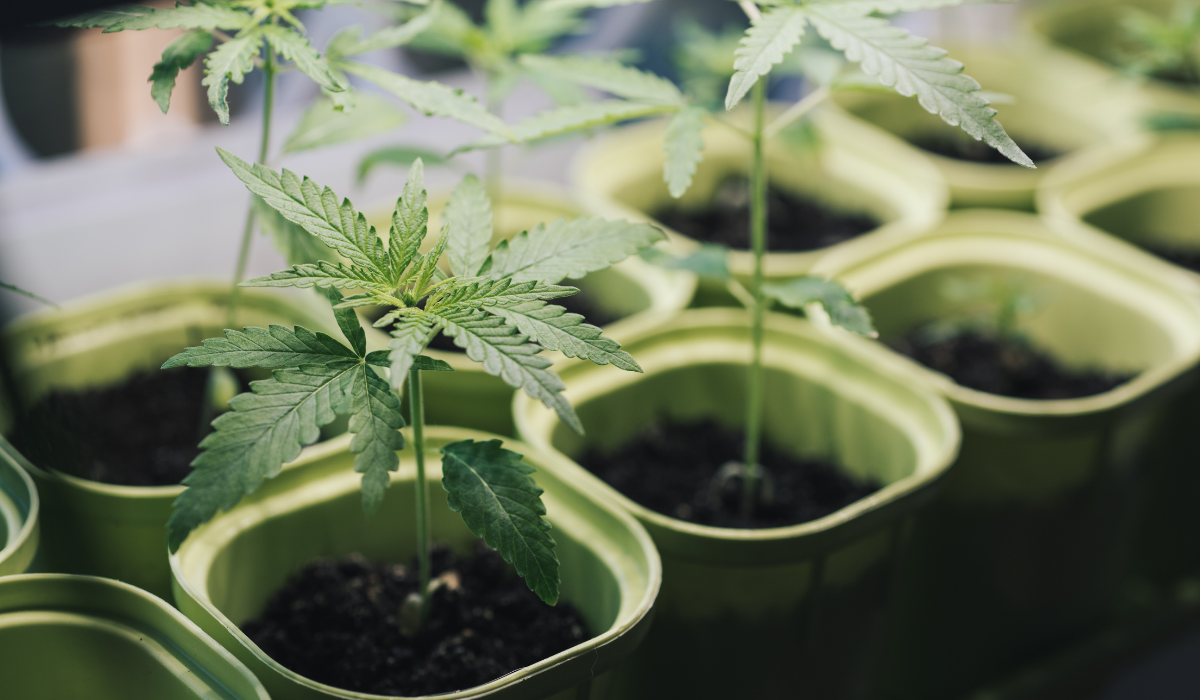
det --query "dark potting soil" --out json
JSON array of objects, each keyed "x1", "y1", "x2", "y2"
[
  {"x1": 887, "y1": 329, "x2": 1133, "y2": 399},
  {"x1": 241, "y1": 544, "x2": 591, "y2": 697},
  {"x1": 652, "y1": 177, "x2": 880, "y2": 253},
  {"x1": 911, "y1": 134, "x2": 1063, "y2": 165},
  {"x1": 575, "y1": 419, "x2": 881, "y2": 529},
  {"x1": 1142, "y1": 244, "x2": 1200, "y2": 274},
  {"x1": 9, "y1": 367, "x2": 245, "y2": 486}
]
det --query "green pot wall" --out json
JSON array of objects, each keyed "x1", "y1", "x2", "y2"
[
  {"x1": 1, "y1": 280, "x2": 360, "y2": 600},
  {"x1": 0, "y1": 439, "x2": 39, "y2": 576},
  {"x1": 833, "y1": 46, "x2": 1129, "y2": 210},
  {"x1": 1039, "y1": 133, "x2": 1200, "y2": 585},
  {"x1": 1024, "y1": 0, "x2": 1200, "y2": 119},
  {"x1": 571, "y1": 106, "x2": 947, "y2": 306},
  {"x1": 514, "y1": 309, "x2": 960, "y2": 700},
  {"x1": 365, "y1": 182, "x2": 696, "y2": 437},
  {"x1": 0, "y1": 574, "x2": 270, "y2": 699},
  {"x1": 811, "y1": 210, "x2": 1200, "y2": 699},
  {"x1": 170, "y1": 427, "x2": 661, "y2": 700}
]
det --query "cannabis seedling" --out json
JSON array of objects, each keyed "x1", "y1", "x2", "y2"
[
  {"x1": 163, "y1": 150, "x2": 663, "y2": 618},
  {"x1": 1119, "y1": 1, "x2": 1200, "y2": 86}
]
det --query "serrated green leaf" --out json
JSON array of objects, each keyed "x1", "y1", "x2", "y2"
[
  {"x1": 167, "y1": 363, "x2": 357, "y2": 551},
  {"x1": 454, "y1": 100, "x2": 678, "y2": 153},
  {"x1": 340, "y1": 61, "x2": 515, "y2": 139},
  {"x1": 149, "y1": 31, "x2": 213, "y2": 113},
  {"x1": 431, "y1": 279, "x2": 576, "y2": 308},
  {"x1": 56, "y1": 3, "x2": 250, "y2": 32},
  {"x1": 262, "y1": 24, "x2": 345, "y2": 93},
  {"x1": 389, "y1": 314, "x2": 437, "y2": 388},
  {"x1": 283, "y1": 94, "x2": 407, "y2": 155},
  {"x1": 518, "y1": 54, "x2": 685, "y2": 105},
  {"x1": 357, "y1": 146, "x2": 447, "y2": 184},
  {"x1": 726, "y1": 6, "x2": 807, "y2": 110},
  {"x1": 413, "y1": 225, "x2": 451, "y2": 294},
  {"x1": 663, "y1": 106, "x2": 706, "y2": 198},
  {"x1": 441, "y1": 439, "x2": 559, "y2": 605},
  {"x1": 806, "y1": 5, "x2": 1033, "y2": 168},
  {"x1": 390, "y1": 159, "x2": 431, "y2": 280},
  {"x1": 327, "y1": 0, "x2": 442, "y2": 58},
  {"x1": 443, "y1": 174, "x2": 494, "y2": 277},
  {"x1": 412, "y1": 355, "x2": 455, "y2": 371},
  {"x1": 488, "y1": 217, "x2": 666, "y2": 285},
  {"x1": 162, "y1": 324, "x2": 358, "y2": 369},
  {"x1": 241, "y1": 262, "x2": 390, "y2": 291},
  {"x1": 428, "y1": 307, "x2": 582, "y2": 433},
  {"x1": 218, "y1": 148, "x2": 391, "y2": 279},
  {"x1": 204, "y1": 30, "x2": 262, "y2": 125},
  {"x1": 321, "y1": 288, "x2": 367, "y2": 357},
  {"x1": 763, "y1": 276, "x2": 877, "y2": 337},
  {"x1": 252, "y1": 195, "x2": 337, "y2": 267},
  {"x1": 349, "y1": 364, "x2": 405, "y2": 516},
  {"x1": 487, "y1": 301, "x2": 641, "y2": 370}
]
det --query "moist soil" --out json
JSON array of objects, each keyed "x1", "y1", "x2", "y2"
[
  {"x1": 652, "y1": 177, "x2": 880, "y2": 253},
  {"x1": 9, "y1": 367, "x2": 245, "y2": 486},
  {"x1": 575, "y1": 419, "x2": 881, "y2": 529},
  {"x1": 242, "y1": 544, "x2": 591, "y2": 697},
  {"x1": 911, "y1": 134, "x2": 1062, "y2": 165},
  {"x1": 1142, "y1": 244, "x2": 1200, "y2": 274},
  {"x1": 888, "y1": 329, "x2": 1133, "y2": 399}
]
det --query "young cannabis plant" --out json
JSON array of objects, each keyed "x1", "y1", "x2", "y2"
[
  {"x1": 1119, "y1": 1, "x2": 1200, "y2": 85},
  {"x1": 163, "y1": 149, "x2": 663, "y2": 611}
]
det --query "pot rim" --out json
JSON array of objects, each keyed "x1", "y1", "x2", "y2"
[{"x1": 0, "y1": 438, "x2": 40, "y2": 573}]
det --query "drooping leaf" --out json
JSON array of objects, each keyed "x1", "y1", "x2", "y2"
[
  {"x1": 167, "y1": 363, "x2": 357, "y2": 551},
  {"x1": 662, "y1": 106, "x2": 707, "y2": 198},
  {"x1": 726, "y1": 6, "x2": 808, "y2": 110},
  {"x1": 283, "y1": 94, "x2": 407, "y2": 155},
  {"x1": 805, "y1": 4, "x2": 1034, "y2": 167},
  {"x1": 262, "y1": 24, "x2": 345, "y2": 93},
  {"x1": 411, "y1": 355, "x2": 455, "y2": 372},
  {"x1": 519, "y1": 54, "x2": 685, "y2": 105},
  {"x1": 357, "y1": 145, "x2": 447, "y2": 184},
  {"x1": 487, "y1": 301, "x2": 642, "y2": 371},
  {"x1": 55, "y1": 3, "x2": 250, "y2": 32},
  {"x1": 204, "y1": 29, "x2": 262, "y2": 125},
  {"x1": 340, "y1": 61, "x2": 515, "y2": 139},
  {"x1": 253, "y1": 195, "x2": 337, "y2": 267},
  {"x1": 389, "y1": 314, "x2": 437, "y2": 388},
  {"x1": 443, "y1": 174, "x2": 494, "y2": 277},
  {"x1": 428, "y1": 307, "x2": 582, "y2": 433},
  {"x1": 487, "y1": 218, "x2": 666, "y2": 285},
  {"x1": 162, "y1": 325, "x2": 358, "y2": 369},
  {"x1": 454, "y1": 100, "x2": 678, "y2": 152},
  {"x1": 441, "y1": 439, "x2": 559, "y2": 605},
  {"x1": 326, "y1": 0, "x2": 443, "y2": 58},
  {"x1": 349, "y1": 364, "x2": 406, "y2": 516},
  {"x1": 763, "y1": 276, "x2": 877, "y2": 337},
  {"x1": 149, "y1": 31, "x2": 213, "y2": 113}
]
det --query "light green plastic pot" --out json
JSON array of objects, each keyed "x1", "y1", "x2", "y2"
[
  {"x1": 811, "y1": 210, "x2": 1200, "y2": 700},
  {"x1": 1039, "y1": 133, "x2": 1200, "y2": 584},
  {"x1": 572, "y1": 106, "x2": 948, "y2": 306},
  {"x1": 0, "y1": 574, "x2": 270, "y2": 699},
  {"x1": 514, "y1": 308, "x2": 960, "y2": 700},
  {"x1": 1, "y1": 280, "x2": 364, "y2": 600},
  {"x1": 834, "y1": 46, "x2": 1130, "y2": 210},
  {"x1": 170, "y1": 427, "x2": 661, "y2": 700},
  {"x1": 1024, "y1": 0, "x2": 1200, "y2": 119},
  {"x1": 365, "y1": 182, "x2": 696, "y2": 437},
  {"x1": 0, "y1": 438, "x2": 39, "y2": 576}
]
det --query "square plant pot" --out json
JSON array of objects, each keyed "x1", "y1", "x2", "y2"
[
  {"x1": 570, "y1": 106, "x2": 948, "y2": 307},
  {"x1": 0, "y1": 574, "x2": 270, "y2": 700},
  {"x1": 0, "y1": 438, "x2": 39, "y2": 576},
  {"x1": 1, "y1": 279, "x2": 371, "y2": 599},
  {"x1": 363, "y1": 181, "x2": 696, "y2": 438},
  {"x1": 169, "y1": 427, "x2": 661, "y2": 700},
  {"x1": 811, "y1": 209, "x2": 1200, "y2": 699},
  {"x1": 514, "y1": 308, "x2": 960, "y2": 700}
]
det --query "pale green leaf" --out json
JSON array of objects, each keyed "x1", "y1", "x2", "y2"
[
  {"x1": 518, "y1": 54, "x2": 685, "y2": 105},
  {"x1": 511, "y1": 0, "x2": 587, "y2": 52},
  {"x1": 349, "y1": 364, "x2": 405, "y2": 516},
  {"x1": 487, "y1": 301, "x2": 641, "y2": 370},
  {"x1": 726, "y1": 6, "x2": 808, "y2": 110},
  {"x1": 252, "y1": 195, "x2": 337, "y2": 267},
  {"x1": 150, "y1": 31, "x2": 213, "y2": 114},
  {"x1": 454, "y1": 100, "x2": 677, "y2": 152},
  {"x1": 487, "y1": 0, "x2": 520, "y2": 49},
  {"x1": 357, "y1": 146, "x2": 446, "y2": 184},
  {"x1": 443, "y1": 174, "x2": 493, "y2": 277},
  {"x1": 812, "y1": 0, "x2": 1001, "y2": 13},
  {"x1": 663, "y1": 106, "x2": 706, "y2": 198},
  {"x1": 441, "y1": 439, "x2": 559, "y2": 605},
  {"x1": 640, "y1": 244, "x2": 730, "y2": 279},
  {"x1": 806, "y1": 4, "x2": 1033, "y2": 167},
  {"x1": 204, "y1": 29, "x2": 262, "y2": 125},
  {"x1": 389, "y1": 314, "x2": 437, "y2": 388},
  {"x1": 538, "y1": 0, "x2": 651, "y2": 8},
  {"x1": 431, "y1": 279, "x2": 577, "y2": 308},
  {"x1": 283, "y1": 94, "x2": 407, "y2": 155},
  {"x1": 162, "y1": 324, "x2": 358, "y2": 369},
  {"x1": 488, "y1": 217, "x2": 666, "y2": 285},
  {"x1": 56, "y1": 3, "x2": 249, "y2": 32},
  {"x1": 240, "y1": 262, "x2": 390, "y2": 291},
  {"x1": 262, "y1": 24, "x2": 345, "y2": 93},
  {"x1": 763, "y1": 276, "x2": 877, "y2": 337},
  {"x1": 327, "y1": 0, "x2": 442, "y2": 58},
  {"x1": 412, "y1": 355, "x2": 454, "y2": 371},
  {"x1": 390, "y1": 159, "x2": 431, "y2": 280}
]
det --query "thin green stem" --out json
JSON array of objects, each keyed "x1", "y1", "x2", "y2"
[
  {"x1": 226, "y1": 48, "x2": 276, "y2": 328},
  {"x1": 409, "y1": 367, "x2": 432, "y2": 621},
  {"x1": 740, "y1": 80, "x2": 767, "y2": 520}
]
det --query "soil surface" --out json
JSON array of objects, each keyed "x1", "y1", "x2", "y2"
[
  {"x1": 576, "y1": 419, "x2": 881, "y2": 529},
  {"x1": 888, "y1": 329, "x2": 1133, "y2": 399},
  {"x1": 911, "y1": 134, "x2": 1062, "y2": 165},
  {"x1": 9, "y1": 367, "x2": 244, "y2": 486},
  {"x1": 242, "y1": 544, "x2": 591, "y2": 697},
  {"x1": 1142, "y1": 244, "x2": 1200, "y2": 274},
  {"x1": 652, "y1": 177, "x2": 880, "y2": 253}
]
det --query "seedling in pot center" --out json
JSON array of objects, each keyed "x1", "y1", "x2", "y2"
[
  {"x1": 1117, "y1": 1, "x2": 1200, "y2": 86},
  {"x1": 517, "y1": 0, "x2": 1035, "y2": 523},
  {"x1": 163, "y1": 150, "x2": 663, "y2": 686}
]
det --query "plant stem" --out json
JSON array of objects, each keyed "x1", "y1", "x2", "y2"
[
  {"x1": 740, "y1": 80, "x2": 768, "y2": 519},
  {"x1": 409, "y1": 367, "x2": 432, "y2": 621},
  {"x1": 226, "y1": 48, "x2": 276, "y2": 328}
]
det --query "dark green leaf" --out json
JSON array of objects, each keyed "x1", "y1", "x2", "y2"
[
  {"x1": 349, "y1": 364, "x2": 405, "y2": 516},
  {"x1": 204, "y1": 29, "x2": 262, "y2": 125},
  {"x1": 161, "y1": 324, "x2": 358, "y2": 369},
  {"x1": 389, "y1": 314, "x2": 437, "y2": 388},
  {"x1": 149, "y1": 31, "x2": 213, "y2": 113},
  {"x1": 412, "y1": 355, "x2": 455, "y2": 371},
  {"x1": 321, "y1": 288, "x2": 367, "y2": 357},
  {"x1": 486, "y1": 301, "x2": 641, "y2": 370}
]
